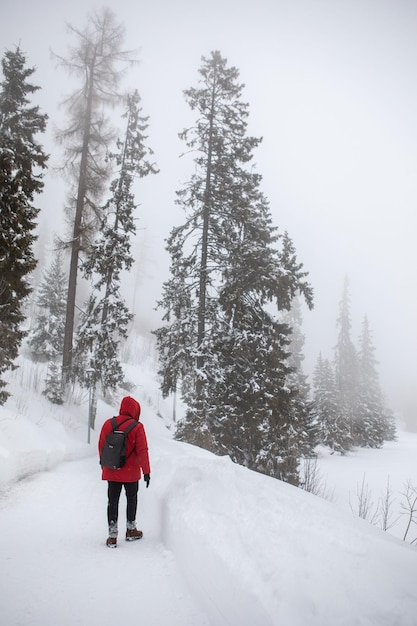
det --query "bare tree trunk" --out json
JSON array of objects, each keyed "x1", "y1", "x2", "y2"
[{"x1": 62, "y1": 62, "x2": 95, "y2": 383}]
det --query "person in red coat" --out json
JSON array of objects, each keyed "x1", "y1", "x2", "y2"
[{"x1": 98, "y1": 396, "x2": 151, "y2": 548}]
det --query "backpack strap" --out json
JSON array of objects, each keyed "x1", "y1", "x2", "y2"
[
  {"x1": 124, "y1": 420, "x2": 139, "y2": 436},
  {"x1": 111, "y1": 416, "x2": 137, "y2": 432},
  {"x1": 124, "y1": 421, "x2": 138, "y2": 455},
  {"x1": 111, "y1": 416, "x2": 118, "y2": 431}
]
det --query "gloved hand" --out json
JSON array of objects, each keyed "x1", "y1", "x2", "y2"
[{"x1": 144, "y1": 474, "x2": 150, "y2": 488}]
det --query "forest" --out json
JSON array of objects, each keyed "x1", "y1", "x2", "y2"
[{"x1": 0, "y1": 7, "x2": 396, "y2": 488}]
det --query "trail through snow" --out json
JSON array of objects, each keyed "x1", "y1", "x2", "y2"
[{"x1": 1, "y1": 455, "x2": 212, "y2": 626}]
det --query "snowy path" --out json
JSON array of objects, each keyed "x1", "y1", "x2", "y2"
[
  {"x1": 0, "y1": 439, "x2": 273, "y2": 626},
  {"x1": 0, "y1": 456, "x2": 211, "y2": 626}
]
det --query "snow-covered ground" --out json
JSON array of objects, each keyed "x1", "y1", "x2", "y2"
[
  {"x1": 1, "y1": 350, "x2": 417, "y2": 626},
  {"x1": 315, "y1": 437, "x2": 417, "y2": 544}
]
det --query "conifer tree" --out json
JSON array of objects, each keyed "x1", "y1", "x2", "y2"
[
  {"x1": 281, "y1": 295, "x2": 317, "y2": 456},
  {"x1": 282, "y1": 297, "x2": 310, "y2": 395},
  {"x1": 29, "y1": 252, "x2": 66, "y2": 361},
  {"x1": 75, "y1": 90, "x2": 157, "y2": 396},
  {"x1": 55, "y1": 8, "x2": 136, "y2": 382},
  {"x1": 43, "y1": 361, "x2": 64, "y2": 405},
  {"x1": 312, "y1": 354, "x2": 349, "y2": 452},
  {"x1": 0, "y1": 47, "x2": 48, "y2": 403},
  {"x1": 314, "y1": 282, "x2": 396, "y2": 451},
  {"x1": 155, "y1": 52, "x2": 313, "y2": 483},
  {"x1": 334, "y1": 277, "x2": 357, "y2": 449},
  {"x1": 356, "y1": 315, "x2": 396, "y2": 446}
]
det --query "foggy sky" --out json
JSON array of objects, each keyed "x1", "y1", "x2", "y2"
[{"x1": 2, "y1": 0, "x2": 417, "y2": 426}]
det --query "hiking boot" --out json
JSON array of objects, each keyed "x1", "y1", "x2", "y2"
[
  {"x1": 106, "y1": 536, "x2": 117, "y2": 548},
  {"x1": 125, "y1": 528, "x2": 143, "y2": 541}
]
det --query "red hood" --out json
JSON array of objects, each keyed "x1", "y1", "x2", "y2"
[{"x1": 119, "y1": 396, "x2": 141, "y2": 421}]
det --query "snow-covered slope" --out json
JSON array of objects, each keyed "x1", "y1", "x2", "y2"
[{"x1": 1, "y1": 356, "x2": 417, "y2": 625}]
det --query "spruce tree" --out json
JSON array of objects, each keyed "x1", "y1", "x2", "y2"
[
  {"x1": 334, "y1": 277, "x2": 357, "y2": 449},
  {"x1": 356, "y1": 315, "x2": 396, "y2": 446},
  {"x1": 281, "y1": 295, "x2": 317, "y2": 457},
  {"x1": 55, "y1": 8, "x2": 136, "y2": 382},
  {"x1": 75, "y1": 91, "x2": 158, "y2": 396},
  {"x1": 43, "y1": 360, "x2": 64, "y2": 405},
  {"x1": 0, "y1": 47, "x2": 48, "y2": 403},
  {"x1": 312, "y1": 354, "x2": 349, "y2": 453},
  {"x1": 29, "y1": 252, "x2": 66, "y2": 361},
  {"x1": 156, "y1": 51, "x2": 313, "y2": 483},
  {"x1": 282, "y1": 296, "x2": 310, "y2": 397}
]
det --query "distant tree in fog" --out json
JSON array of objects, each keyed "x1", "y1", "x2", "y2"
[
  {"x1": 54, "y1": 8, "x2": 136, "y2": 384},
  {"x1": 29, "y1": 252, "x2": 66, "y2": 362},
  {"x1": 313, "y1": 280, "x2": 396, "y2": 452},
  {"x1": 281, "y1": 295, "x2": 318, "y2": 456},
  {"x1": 43, "y1": 361, "x2": 64, "y2": 405},
  {"x1": 355, "y1": 315, "x2": 396, "y2": 446},
  {"x1": 0, "y1": 47, "x2": 48, "y2": 403},
  {"x1": 312, "y1": 354, "x2": 350, "y2": 453},
  {"x1": 334, "y1": 276, "x2": 357, "y2": 449}
]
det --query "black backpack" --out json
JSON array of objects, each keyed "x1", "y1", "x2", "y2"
[{"x1": 100, "y1": 417, "x2": 138, "y2": 470}]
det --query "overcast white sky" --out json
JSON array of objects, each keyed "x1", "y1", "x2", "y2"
[{"x1": 2, "y1": 0, "x2": 417, "y2": 426}]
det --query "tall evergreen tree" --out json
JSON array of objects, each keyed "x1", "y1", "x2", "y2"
[
  {"x1": 312, "y1": 354, "x2": 350, "y2": 452},
  {"x1": 29, "y1": 251, "x2": 66, "y2": 361},
  {"x1": 155, "y1": 51, "x2": 313, "y2": 483},
  {"x1": 43, "y1": 361, "x2": 64, "y2": 405},
  {"x1": 356, "y1": 315, "x2": 396, "y2": 446},
  {"x1": 281, "y1": 295, "x2": 317, "y2": 456},
  {"x1": 334, "y1": 276, "x2": 357, "y2": 449},
  {"x1": 0, "y1": 47, "x2": 48, "y2": 403},
  {"x1": 281, "y1": 297, "x2": 308, "y2": 384},
  {"x1": 313, "y1": 284, "x2": 395, "y2": 452},
  {"x1": 75, "y1": 90, "x2": 158, "y2": 397},
  {"x1": 55, "y1": 8, "x2": 136, "y2": 382}
]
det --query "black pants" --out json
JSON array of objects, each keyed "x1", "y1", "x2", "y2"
[{"x1": 107, "y1": 481, "x2": 138, "y2": 525}]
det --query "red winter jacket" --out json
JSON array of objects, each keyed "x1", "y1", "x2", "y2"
[{"x1": 98, "y1": 396, "x2": 151, "y2": 483}]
